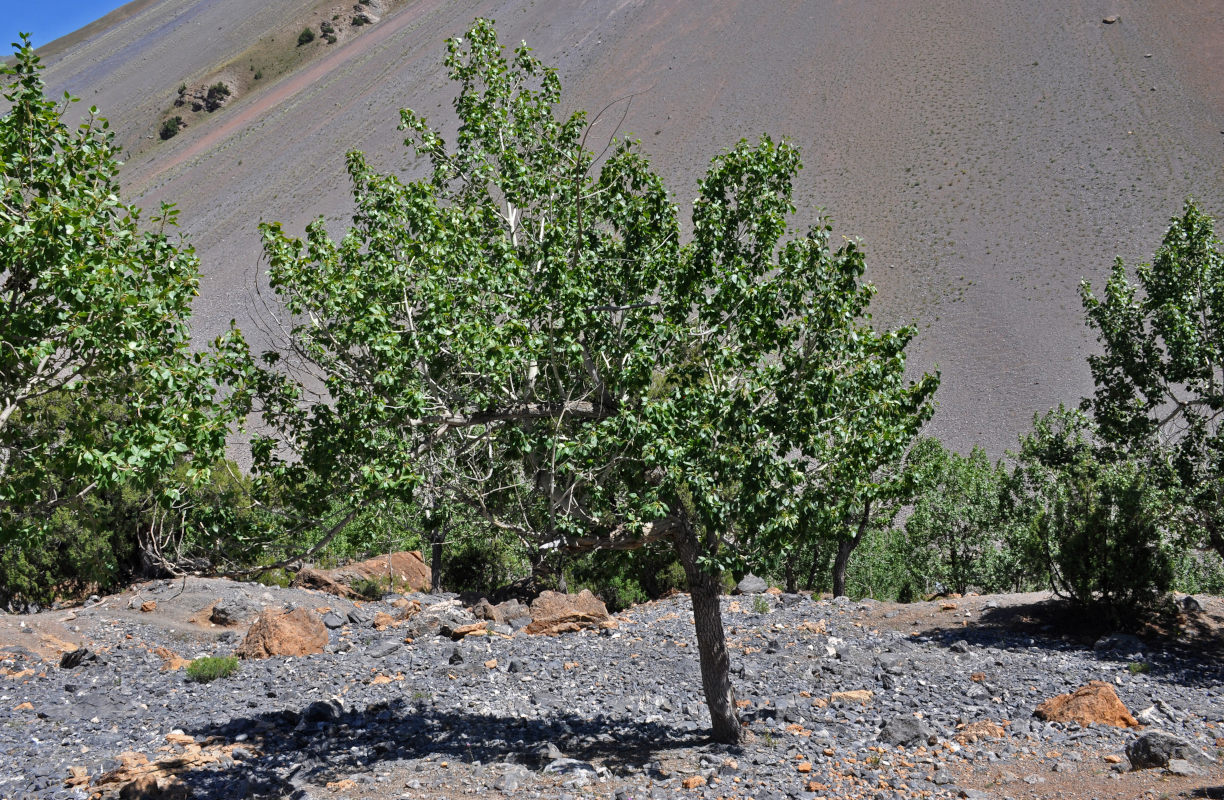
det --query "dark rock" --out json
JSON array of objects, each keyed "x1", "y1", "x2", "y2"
[
  {"x1": 302, "y1": 699, "x2": 343, "y2": 723},
  {"x1": 59, "y1": 647, "x2": 97, "y2": 669},
  {"x1": 367, "y1": 640, "x2": 401, "y2": 659},
  {"x1": 878, "y1": 716, "x2": 932, "y2": 747},
  {"x1": 321, "y1": 612, "x2": 345, "y2": 630},
  {"x1": 736, "y1": 574, "x2": 769, "y2": 594},
  {"x1": 210, "y1": 597, "x2": 254, "y2": 626},
  {"x1": 1126, "y1": 730, "x2": 1214, "y2": 770}
]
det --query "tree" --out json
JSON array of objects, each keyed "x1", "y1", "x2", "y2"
[
  {"x1": 252, "y1": 19, "x2": 936, "y2": 743},
  {"x1": 1081, "y1": 200, "x2": 1224, "y2": 563},
  {"x1": 903, "y1": 438, "x2": 1008, "y2": 595},
  {"x1": 0, "y1": 36, "x2": 245, "y2": 550}
]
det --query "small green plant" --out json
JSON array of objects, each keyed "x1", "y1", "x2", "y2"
[
  {"x1": 751, "y1": 595, "x2": 771, "y2": 615},
  {"x1": 1128, "y1": 661, "x2": 1151, "y2": 675},
  {"x1": 320, "y1": 21, "x2": 335, "y2": 34},
  {"x1": 352, "y1": 576, "x2": 387, "y2": 600},
  {"x1": 186, "y1": 656, "x2": 239, "y2": 683},
  {"x1": 159, "y1": 116, "x2": 182, "y2": 140},
  {"x1": 298, "y1": 27, "x2": 315, "y2": 46},
  {"x1": 254, "y1": 71, "x2": 262, "y2": 80},
  {"x1": 255, "y1": 568, "x2": 292, "y2": 588}
]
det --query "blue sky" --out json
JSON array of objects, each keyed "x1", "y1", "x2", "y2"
[{"x1": 2, "y1": 0, "x2": 132, "y2": 49}]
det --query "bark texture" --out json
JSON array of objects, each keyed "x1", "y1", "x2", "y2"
[{"x1": 674, "y1": 521, "x2": 741, "y2": 744}]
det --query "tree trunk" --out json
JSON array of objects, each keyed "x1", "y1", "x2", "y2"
[
  {"x1": 832, "y1": 500, "x2": 872, "y2": 598},
  {"x1": 784, "y1": 560, "x2": 797, "y2": 594},
  {"x1": 805, "y1": 541, "x2": 821, "y2": 591},
  {"x1": 428, "y1": 523, "x2": 447, "y2": 593},
  {"x1": 674, "y1": 520, "x2": 741, "y2": 744}
]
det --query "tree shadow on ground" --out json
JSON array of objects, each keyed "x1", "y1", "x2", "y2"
[
  {"x1": 1188, "y1": 788, "x2": 1224, "y2": 799},
  {"x1": 175, "y1": 696, "x2": 711, "y2": 798},
  {"x1": 908, "y1": 596, "x2": 1224, "y2": 689}
]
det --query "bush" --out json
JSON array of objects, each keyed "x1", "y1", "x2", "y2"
[
  {"x1": 565, "y1": 545, "x2": 686, "y2": 611},
  {"x1": 297, "y1": 27, "x2": 315, "y2": 46},
  {"x1": 186, "y1": 656, "x2": 239, "y2": 683},
  {"x1": 1013, "y1": 408, "x2": 1175, "y2": 625},
  {"x1": 159, "y1": 116, "x2": 182, "y2": 140}
]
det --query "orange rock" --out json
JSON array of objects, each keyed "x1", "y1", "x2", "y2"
[
  {"x1": 525, "y1": 590, "x2": 611, "y2": 635},
  {"x1": 484, "y1": 659, "x2": 498, "y2": 669},
  {"x1": 681, "y1": 775, "x2": 706, "y2": 789},
  {"x1": 325, "y1": 779, "x2": 358, "y2": 791},
  {"x1": 796, "y1": 761, "x2": 812, "y2": 773},
  {"x1": 1104, "y1": 754, "x2": 1122, "y2": 763},
  {"x1": 235, "y1": 608, "x2": 328, "y2": 659},
  {"x1": 13, "y1": 702, "x2": 33, "y2": 711},
  {"x1": 154, "y1": 647, "x2": 190, "y2": 672},
  {"x1": 444, "y1": 621, "x2": 488, "y2": 639},
  {"x1": 63, "y1": 764, "x2": 90, "y2": 787},
  {"x1": 954, "y1": 720, "x2": 1006, "y2": 744},
  {"x1": 798, "y1": 618, "x2": 828, "y2": 634},
  {"x1": 292, "y1": 551, "x2": 432, "y2": 596},
  {"x1": 1034, "y1": 681, "x2": 1139, "y2": 728},
  {"x1": 372, "y1": 612, "x2": 395, "y2": 630},
  {"x1": 830, "y1": 690, "x2": 874, "y2": 705},
  {"x1": 140, "y1": 601, "x2": 157, "y2": 613}
]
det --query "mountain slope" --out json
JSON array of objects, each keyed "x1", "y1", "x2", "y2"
[{"x1": 34, "y1": 0, "x2": 1224, "y2": 455}]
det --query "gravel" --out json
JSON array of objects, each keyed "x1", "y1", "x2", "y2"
[{"x1": 1, "y1": 581, "x2": 1222, "y2": 799}]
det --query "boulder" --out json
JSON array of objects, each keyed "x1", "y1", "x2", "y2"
[
  {"x1": 209, "y1": 597, "x2": 254, "y2": 626},
  {"x1": 1034, "y1": 681, "x2": 1139, "y2": 728},
  {"x1": 402, "y1": 600, "x2": 478, "y2": 638},
  {"x1": 736, "y1": 574, "x2": 769, "y2": 594},
  {"x1": 236, "y1": 608, "x2": 328, "y2": 659},
  {"x1": 472, "y1": 597, "x2": 531, "y2": 625},
  {"x1": 879, "y1": 716, "x2": 932, "y2": 747},
  {"x1": 290, "y1": 568, "x2": 359, "y2": 598},
  {"x1": 525, "y1": 590, "x2": 611, "y2": 635},
  {"x1": 290, "y1": 551, "x2": 431, "y2": 597},
  {"x1": 1126, "y1": 730, "x2": 1215, "y2": 770}
]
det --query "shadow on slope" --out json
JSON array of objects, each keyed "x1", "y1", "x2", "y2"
[
  {"x1": 178, "y1": 696, "x2": 706, "y2": 798},
  {"x1": 908, "y1": 595, "x2": 1224, "y2": 690}
]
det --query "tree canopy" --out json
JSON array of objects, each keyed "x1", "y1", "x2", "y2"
[
  {"x1": 252, "y1": 18, "x2": 937, "y2": 742},
  {"x1": 1081, "y1": 200, "x2": 1224, "y2": 561},
  {"x1": 0, "y1": 36, "x2": 245, "y2": 547}
]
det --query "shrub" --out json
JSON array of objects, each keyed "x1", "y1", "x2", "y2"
[
  {"x1": 159, "y1": 116, "x2": 182, "y2": 140},
  {"x1": 320, "y1": 21, "x2": 335, "y2": 34},
  {"x1": 297, "y1": 27, "x2": 315, "y2": 46},
  {"x1": 1013, "y1": 408, "x2": 1176, "y2": 625},
  {"x1": 186, "y1": 656, "x2": 239, "y2": 683}
]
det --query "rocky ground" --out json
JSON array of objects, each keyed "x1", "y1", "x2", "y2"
[{"x1": 2, "y1": 578, "x2": 1223, "y2": 800}]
